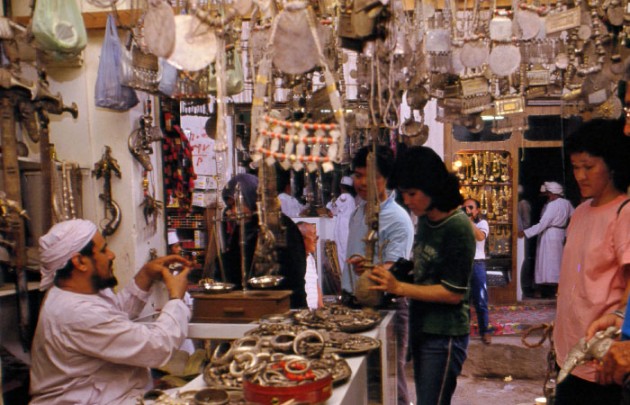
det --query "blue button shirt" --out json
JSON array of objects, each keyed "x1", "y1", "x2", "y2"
[{"x1": 341, "y1": 191, "x2": 415, "y2": 292}]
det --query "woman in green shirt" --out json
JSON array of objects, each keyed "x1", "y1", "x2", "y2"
[{"x1": 370, "y1": 146, "x2": 476, "y2": 405}]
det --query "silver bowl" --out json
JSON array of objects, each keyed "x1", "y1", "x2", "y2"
[
  {"x1": 248, "y1": 275, "x2": 284, "y2": 288},
  {"x1": 200, "y1": 281, "x2": 235, "y2": 294}
]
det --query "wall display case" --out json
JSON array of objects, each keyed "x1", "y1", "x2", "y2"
[{"x1": 453, "y1": 151, "x2": 513, "y2": 266}]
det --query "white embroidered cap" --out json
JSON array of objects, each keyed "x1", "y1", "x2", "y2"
[
  {"x1": 544, "y1": 181, "x2": 564, "y2": 195},
  {"x1": 39, "y1": 219, "x2": 98, "y2": 291}
]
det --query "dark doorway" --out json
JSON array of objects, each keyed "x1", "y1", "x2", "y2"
[{"x1": 518, "y1": 147, "x2": 580, "y2": 215}]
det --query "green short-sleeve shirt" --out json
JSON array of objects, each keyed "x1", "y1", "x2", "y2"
[{"x1": 410, "y1": 209, "x2": 476, "y2": 336}]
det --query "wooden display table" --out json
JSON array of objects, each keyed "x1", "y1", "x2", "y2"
[
  {"x1": 184, "y1": 310, "x2": 397, "y2": 405},
  {"x1": 191, "y1": 290, "x2": 291, "y2": 323}
]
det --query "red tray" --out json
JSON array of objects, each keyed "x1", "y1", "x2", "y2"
[{"x1": 243, "y1": 374, "x2": 333, "y2": 404}]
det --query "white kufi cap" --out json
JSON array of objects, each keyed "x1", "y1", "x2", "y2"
[
  {"x1": 39, "y1": 219, "x2": 98, "y2": 291},
  {"x1": 544, "y1": 181, "x2": 564, "y2": 195},
  {"x1": 168, "y1": 230, "x2": 179, "y2": 245},
  {"x1": 340, "y1": 176, "x2": 353, "y2": 186}
]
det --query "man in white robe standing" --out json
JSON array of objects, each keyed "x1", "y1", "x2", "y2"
[
  {"x1": 326, "y1": 176, "x2": 356, "y2": 266},
  {"x1": 519, "y1": 181, "x2": 574, "y2": 297},
  {"x1": 30, "y1": 219, "x2": 192, "y2": 405}
]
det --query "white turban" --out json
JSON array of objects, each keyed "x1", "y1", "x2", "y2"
[
  {"x1": 39, "y1": 219, "x2": 98, "y2": 291},
  {"x1": 341, "y1": 176, "x2": 353, "y2": 187},
  {"x1": 544, "y1": 181, "x2": 564, "y2": 196}
]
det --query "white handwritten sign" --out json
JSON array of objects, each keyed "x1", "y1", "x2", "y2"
[{"x1": 181, "y1": 116, "x2": 216, "y2": 176}]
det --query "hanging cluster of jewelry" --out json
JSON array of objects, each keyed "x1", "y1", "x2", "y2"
[
  {"x1": 253, "y1": 116, "x2": 341, "y2": 173},
  {"x1": 426, "y1": 0, "x2": 628, "y2": 130}
]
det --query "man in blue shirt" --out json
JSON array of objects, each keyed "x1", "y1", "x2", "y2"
[{"x1": 341, "y1": 145, "x2": 414, "y2": 405}]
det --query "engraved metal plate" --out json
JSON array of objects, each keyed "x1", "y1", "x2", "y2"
[
  {"x1": 527, "y1": 69, "x2": 551, "y2": 86},
  {"x1": 460, "y1": 41, "x2": 490, "y2": 68},
  {"x1": 515, "y1": 10, "x2": 541, "y2": 40},
  {"x1": 460, "y1": 77, "x2": 489, "y2": 97},
  {"x1": 545, "y1": 7, "x2": 581, "y2": 34},
  {"x1": 495, "y1": 96, "x2": 525, "y2": 115},
  {"x1": 489, "y1": 16, "x2": 514, "y2": 41},
  {"x1": 607, "y1": 6, "x2": 624, "y2": 26},
  {"x1": 443, "y1": 95, "x2": 493, "y2": 114},
  {"x1": 577, "y1": 24, "x2": 592, "y2": 40},
  {"x1": 425, "y1": 29, "x2": 451, "y2": 53},
  {"x1": 488, "y1": 45, "x2": 521, "y2": 76}
]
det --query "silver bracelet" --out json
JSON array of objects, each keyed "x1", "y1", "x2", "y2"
[{"x1": 613, "y1": 309, "x2": 625, "y2": 319}]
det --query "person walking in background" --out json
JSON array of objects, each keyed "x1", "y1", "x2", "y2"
[
  {"x1": 551, "y1": 119, "x2": 630, "y2": 405},
  {"x1": 463, "y1": 198, "x2": 492, "y2": 345},
  {"x1": 518, "y1": 181, "x2": 574, "y2": 298},
  {"x1": 297, "y1": 222, "x2": 324, "y2": 309},
  {"x1": 370, "y1": 146, "x2": 475, "y2": 405},
  {"x1": 326, "y1": 175, "x2": 356, "y2": 268}
]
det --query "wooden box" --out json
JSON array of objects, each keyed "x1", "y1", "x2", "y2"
[{"x1": 191, "y1": 290, "x2": 292, "y2": 323}]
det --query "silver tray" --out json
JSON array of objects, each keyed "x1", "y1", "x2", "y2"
[
  {"x1": 248, "y1": 275, "x2": 284, "y2": 288},
  {"x1": 199, "y1": 281, "x2": 235, "y2": 294}
]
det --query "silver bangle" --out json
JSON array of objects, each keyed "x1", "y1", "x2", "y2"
[{"x1": 613, "y1": 309, "x2": 625, "y2": 319}]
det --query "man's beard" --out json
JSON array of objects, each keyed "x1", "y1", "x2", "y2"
[{"x1": 91, "y1": 262, "x2": 118, "y2": 291}]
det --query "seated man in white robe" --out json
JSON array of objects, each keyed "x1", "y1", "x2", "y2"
[{"x1": 30, "y1": 219, "x2": 192, "y2": 405}]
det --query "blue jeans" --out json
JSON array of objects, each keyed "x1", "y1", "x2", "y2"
[
  {"x1": 411, "y1": 333, "x2": 469, "y2": 405},
  {"x1": 470, "y1": 261, "x2": 490, "y2": 336}
]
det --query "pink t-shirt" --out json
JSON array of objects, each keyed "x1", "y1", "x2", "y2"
[{"x1": 554, "y1": 195, "x2": 630, "y2": 382}]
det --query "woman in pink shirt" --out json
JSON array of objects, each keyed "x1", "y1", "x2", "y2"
[{"x1": 553, "y1": 119, "x2": 630, "y2": 405}]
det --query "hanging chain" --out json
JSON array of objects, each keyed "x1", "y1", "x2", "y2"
[{"x1": 522, "y1": 322, "x2": 557, "y2": 403}]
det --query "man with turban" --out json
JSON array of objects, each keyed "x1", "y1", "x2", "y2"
[
  {"x1": 220, "y1": 173, "x2": 307, "y2": 308},
  {"x1": 518, "y1": 181, "x2": 574, "y2": 297},
  {"x1": 30, "y1": 219, "x2": 192, "y2": 405},
  {"x1": 326, "y1": 175, "x2": 356, "y2": 270}
]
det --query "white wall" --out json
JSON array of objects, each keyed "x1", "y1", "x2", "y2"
[{"x1": 10, "y1": 0, "x2": 166, "y2": 287}]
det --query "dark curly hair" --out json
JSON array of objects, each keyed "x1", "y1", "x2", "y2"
[
  {"x1": 389, "y1": 146, "x2": 463, "y2": 212},
  {"x1": 565, "y1": 119, "x2": 630, "y2": 193}
]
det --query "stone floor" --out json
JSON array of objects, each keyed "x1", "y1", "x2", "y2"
[{"x1": 404, "y1": 335, "x2": 550, "y2": 405}]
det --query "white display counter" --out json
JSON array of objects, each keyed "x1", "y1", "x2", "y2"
[{"x1": 183, "y1": 310, "x2": 397, "y2": 405}]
